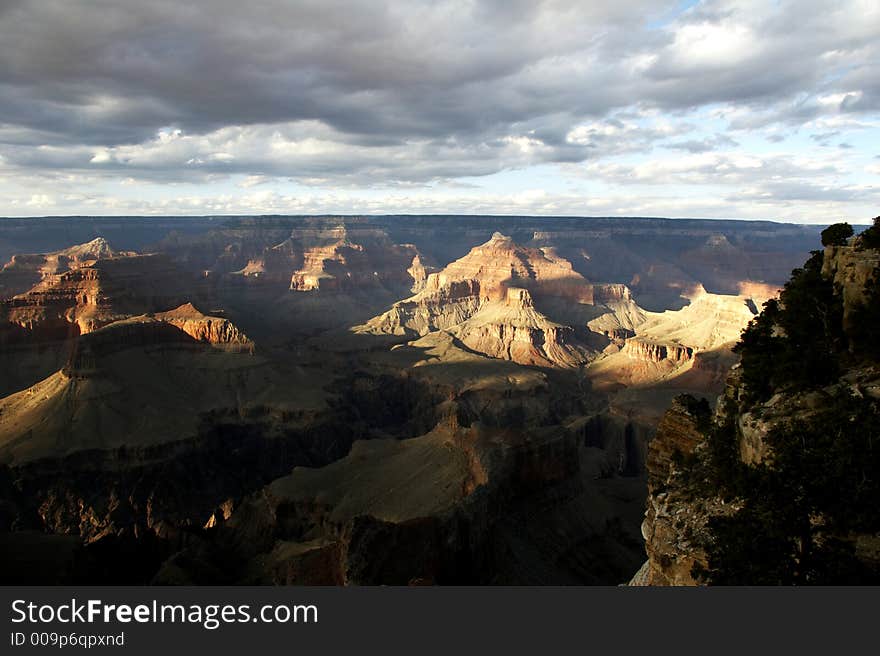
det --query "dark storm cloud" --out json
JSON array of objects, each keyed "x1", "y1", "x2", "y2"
[
  {"x1": 0, "y1": 0, "x2": 877, "y2": 187},
  {"x1": 0, "y1": 0, "x2": 634, "y2": 141}
]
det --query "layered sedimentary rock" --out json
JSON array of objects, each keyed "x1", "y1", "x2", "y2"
[
  {"x1": 632, "y1": 286, "x2": 758, "y2": 352},
  {"x1": 593, "y1": 283, "x2": 633, "y2": 303},
  {"x1": 213, "y1": 225, "x2": 437, "y2": 336},
  {"x1": 0, "y1": 238, "x2": 127, "y2": 300},
  {"x1": 153, "y1": 303, "x2": 254, "y2": 352},
  {"x1": 235, "y1": 225, "x2": 425, "y2": 295},
  {"x1": 0, "y1": 215, "x2": 820, "y2": 295},
  {"x1": 622, "y1": 338, "x2": 693, "y2": 364},
  {"x1": 586, "y1": 284, "x2": 648, "y2": 339},
  {"x1": 365, "y1": 232, "x2": 595, "y2": 334},
  {"x1": 2, "y1": 253, "x2": 199, "y2": 336},
  {"x1": 587, "y1": 287, "x2": 762, "y2": 393},
  {"x1": 678, "y1": 233, "x2": 801, "y2": 298},
  {"x1": 451, "y1": 288, "x2": 589, "y2": 368},
  {"x1": 362, "y1": 278, "x2": 483, "y2": 335},
  {"x1": 237, "y1": 237, "x2": 303, "y2": 283},
  {"x1": 134, "y1": 324, "x2": 646, "y2": 585},
  {"x1": 206, "y1": 424, "x2": 487, "y2": 584},
  {"x1": 524, "y1": 222, "x2": 805, "y2": 311},
  {"x1": 585, "y1": 286, "x2": 767, "y2": 431},
  {"x1": 361, "y1": 233, "x2": 597, "y2": 366},
  {"x1": 429, "y1": 232, "x2": 593, "y2": 304},
  {"x1": 153, "y1": 223, "x2": 292, "y2": 275},
  {"x1": 0, "y1": 248, "x2": 223, "y2": 400},
  {"x1": 406, "y1": 253, "x2": 434, "y2": 293},
  {"x1": 63, "y1": 317, "x2": 205, "y2": 373},
  {"x1": 289, "y1": 227, "x2": 420, "y2": 293}
]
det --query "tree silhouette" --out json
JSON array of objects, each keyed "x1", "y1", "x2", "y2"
[{"x1": 820, "y1": 222, "x2": 853, "y2": 247}]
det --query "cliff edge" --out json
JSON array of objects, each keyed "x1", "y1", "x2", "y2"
[{"x1": 633, "y1": 224, "x2": 880, "y2": 585}]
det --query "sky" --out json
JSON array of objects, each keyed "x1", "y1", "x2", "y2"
[{"x1": 0, "y1": 0, "x2": 878, "y2": 223}]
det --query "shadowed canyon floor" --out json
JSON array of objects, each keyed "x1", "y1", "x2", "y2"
[{"x1": 0, "y1": 215, "x2": 817, "y2": 584}]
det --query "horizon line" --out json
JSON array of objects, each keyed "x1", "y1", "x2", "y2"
[{"x1": 0, "y1": 213, "x2": 854, "y2": 226}]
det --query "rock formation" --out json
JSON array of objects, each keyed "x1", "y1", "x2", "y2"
[
  {"x1": 821, "y1": 242, "x2": 880, "y2": 336},
  {"x1": 235, "y1": 224, "x2": 426, "y2": 295},
  {"x1": 2, "y1": 253, "x2": 200, "y2": 336},
  {"x1": 584, "y1": 283, "x2": 773, "y2": 436},
  {"x1": 0, "y1": 314, "x2": 260, "y2": 466},
  {"x1": 586, "y1": 286, "x2": 763, "y2": 396},
  {"x1": 621, "y1": 338, "x2": 694, "y2": 364},
  {"x1": 631, "y1": 285, "x2": 759, "y2": 352},
  {"x1": 365, "y1": 233, "x2": 595, "y2": 332},
  {"x1": 678, "y1": 233, "x2": 801, "y2": 298},
  {"x1": 219, "y1": 425, "x2": 482, "y2": 584},
  {"x1": 585, "y1": 284, "x2": 648, "y2": 339},
  {"x1": 360, "y1": 233, "x2": 600, "y2": 367},
  {"x1": 633, "y1": 240, "x2": 880, "y2": 585},
  {"x1": 289, "y1": 227, "x2": 420, "y2": 293},
  {"x1": 406, "y1": 253, "x2": 434, "y2": 293},
  {"x1": 158, "y1": 409, "x2": 647, "y2": 585},
  {"x1": 0, "y1": 237, "x2": 127, "y2": 300},
  {"x1": 153, "y1": 303, "x2": 254, "y2": 352},
  {"x1": 632, "y1": 396, "x2": 715, "y2": 585},
  {"x1": 450, "y1": 288, "x2": 589, "y2": 368}
]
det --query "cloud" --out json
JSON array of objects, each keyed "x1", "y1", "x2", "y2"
[
  {"x1": 665, "y1": 134, "x2": 740, "y2": 153},
  {"x1": 580, "y1": 151, "x2": 847, "y2": 187},
  {"x1": 733, "y1": 181, "x2": 878, "y2": 204},
  {"x1": 4, "y1": 184, "x2": 873, "y2": 225},
  {"x1": 0, "y1": 0, "x2": 877, "y2": 220}
]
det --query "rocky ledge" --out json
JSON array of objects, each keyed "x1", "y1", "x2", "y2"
[{"x1": 622, "y1": 337, "x2": 694, "y2": 364}]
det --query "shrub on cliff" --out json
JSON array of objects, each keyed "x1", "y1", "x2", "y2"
[
  {"x1": 733, "y1": 250, "x2": 845, "y2": 403},
  {"x1": 683, "y1": 248, "x2": 848, "y2": 498},
  {"x1": 856, "y1": 216, "x2": 880, "y2": 250},
  {"x1": 848, "y1": 275, "x2": 880, "y2": 360},
  {"x1": 820, "y1": 222, "x2": 853, "y2": 247},
  {"x1": 677, "y1": 411, "x2": 746, "y2": 501},
  {"x1": 695, "y1": 392, "x2": 880, "y2": 585}
]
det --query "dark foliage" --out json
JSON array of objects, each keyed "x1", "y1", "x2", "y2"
[
  {"x1": 695, "y1": 393, "x2": 880, "y2": 585},
  {"x1": 820, "y1": 222, "x2": 853, "y2": 247},
  {"x1": 733, "y1": 250, "x2": 845, "y2": 403},
  {"x1": 856, "y1": 216, "x2": 880, "y2": 250},
  {"x1": 678, "y1": 395, "x2": 712, "y2": 430},
  {"x1": 848, "y1": 275, "x2": 880, "y2": 360}
]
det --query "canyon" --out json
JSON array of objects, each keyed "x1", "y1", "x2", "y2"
[{"x1": 0, "y1": 215, "x2": 821, "y2": 584}]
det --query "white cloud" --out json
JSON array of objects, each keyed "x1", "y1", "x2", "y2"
[{"x1": 25, "y1": 194, "x2": 55, "y2": 208}]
